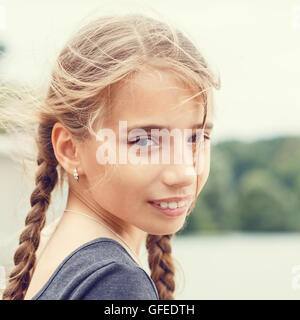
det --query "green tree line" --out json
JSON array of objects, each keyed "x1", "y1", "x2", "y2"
[{"x1": 182, "y1": 136, "x2": 300, "y2": 234}]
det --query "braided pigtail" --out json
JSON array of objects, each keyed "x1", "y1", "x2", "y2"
[
  {"x1": 2, "y1": 125, "x2": 58, "y2": 300},
  {"x1": 146, "y1": 234, "x2": 176, "y2": 300}
]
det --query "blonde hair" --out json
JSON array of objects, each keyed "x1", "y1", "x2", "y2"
[{"x1": 1, "y1": 12, "x2": 220, "y2": 300}]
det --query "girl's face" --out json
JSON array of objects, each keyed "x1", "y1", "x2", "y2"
[{"x1": 79, "y1": 70, "x2": 214, "y2": 236}]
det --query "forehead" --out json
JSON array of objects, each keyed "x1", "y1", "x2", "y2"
[{"x1": 107, "y1": 69, "x2": 212, "y2": 127}]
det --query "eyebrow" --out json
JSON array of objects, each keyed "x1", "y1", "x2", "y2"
[{"x1": 127, "y1": 121, "x2": 214, "y2": 133}]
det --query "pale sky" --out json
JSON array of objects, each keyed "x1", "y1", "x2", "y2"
[{"x1": 0, "y1": 0, "x2": 299, "y2": 142}]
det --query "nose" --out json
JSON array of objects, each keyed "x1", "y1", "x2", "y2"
[
  {"x1": 160, "y1": 136, "x2": 203, "y2": 188},
  {"x1": 161, "y1": 163, "x2": 196, "y2": 188}
]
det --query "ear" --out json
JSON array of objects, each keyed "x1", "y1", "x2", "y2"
[{"x1": 51, "y1": 122, "x2": 82, "y2": 176}]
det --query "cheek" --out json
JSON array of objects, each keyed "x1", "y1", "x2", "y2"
[
  {"x1": 112, "y1": 164, "x2": 156, "y2": 202},
  {"x1": 90, "y1": 163, "x2": 155, "y2": 211},
  {"x1": 204, "y1": 143, "x2": 211, "y2": 177},
  {"x1": 196, "y1": 142, "x2": 211, "y2": 196}
]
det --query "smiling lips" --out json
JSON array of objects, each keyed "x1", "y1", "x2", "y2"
[
  {"x1": 148, "y1": 195, "x2": 193, "y2": 217},
  {"x1": 149, "y1": 195, "x2": 193, "y2": 208},
  {"x1": 148, "y1": 201, "x2": 191, "y2": 217}
]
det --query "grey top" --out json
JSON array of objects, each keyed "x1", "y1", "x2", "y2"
[{"x1": 31, "y1": 237, "x2": 159, "y2": 300}]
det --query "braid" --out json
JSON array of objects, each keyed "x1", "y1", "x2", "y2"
[
  {"x1": 146, "y1": 234, "x2": 176, "y2": 300},
  {"x1": 2, "y1": 154, "x2": 58, "y2": 300}
]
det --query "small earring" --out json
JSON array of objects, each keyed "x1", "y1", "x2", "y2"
[{"x1": 73, "y1": 168, "x2": 79, "y2": 182}]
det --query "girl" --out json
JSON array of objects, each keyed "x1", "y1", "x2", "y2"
[{"x1": 1, "y1": 12, "x2": 219, "y2": 300}]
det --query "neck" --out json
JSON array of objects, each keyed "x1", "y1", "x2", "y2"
[{"x1": 65, "y1": 186, "x2": 146, "y2": 256}]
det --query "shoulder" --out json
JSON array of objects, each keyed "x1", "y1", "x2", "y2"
[
  {"x1": 32, "y1": 238, "x2": 159, "y2": 300},
  {"x1": 73, "y1": 261, "x2": 159, "y2": 300}
]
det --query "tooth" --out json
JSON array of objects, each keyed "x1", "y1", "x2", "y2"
[
  {"x1": 168, "y1": 202, "x2": 178, "y2": 209},
  {"x1": 153, "y1": 200, "x2": 189, "y2": 209},
  {"x1": 178, "y1": 201, "x2": 186, "y2": 207},
  {"x1": 159, "y1": 202, "x2": 168, "y2": 208}
]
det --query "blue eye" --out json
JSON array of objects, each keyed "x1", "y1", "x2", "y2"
[
  {"x1": 188, "y1": 133, "x2": 210, "y2": 143},
  {"x1": 129, "y1": 136, "x2": 155, "y2": 147},
  {"x1": 129, "y1": 134, "x2": 210, "y2": 147},
  {"x1": 188, "y1": 134, "x2": 198, "y2": 143}
]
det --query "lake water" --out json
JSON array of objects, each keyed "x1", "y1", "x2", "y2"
[
  {"x1": 1, "y1": 232, "x2": 300, "y2": 300},
  {"x1": 168, "y1": 233, "x2": 300, "y2": 300}
]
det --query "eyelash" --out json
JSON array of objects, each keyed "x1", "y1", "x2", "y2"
[
  {"x1": 188, "y1": 134, "x2": 211, "y2": 143},
  {"x1": 129, "y1": 134, "x2": 210, "y2": 146}
]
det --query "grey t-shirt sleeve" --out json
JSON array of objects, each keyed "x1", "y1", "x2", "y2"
[{"x1": 71, "y1": 261, "x2": 158, "y2": 300}]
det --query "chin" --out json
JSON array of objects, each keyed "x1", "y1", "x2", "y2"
[{"x1": 144, "y1": 220, "x2": 185, "y2": 235}]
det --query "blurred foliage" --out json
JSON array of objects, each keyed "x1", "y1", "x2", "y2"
[{"x1": 181, "y1": 136, "x2": 300, "y2": 235}]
